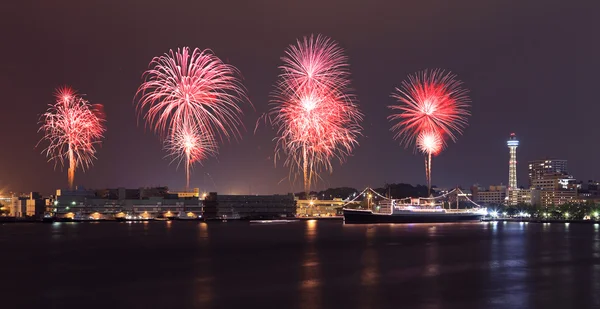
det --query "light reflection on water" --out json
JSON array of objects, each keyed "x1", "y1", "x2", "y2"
[
  {"x1": 300, "y1": 220, "x2": 321, "y2": 309},
  {"x1": 194, "y1": 222, "x2": 213, "y2": 308},
  {"x1": 359, "y1": 227, "x2": 379, "y2": 309}
]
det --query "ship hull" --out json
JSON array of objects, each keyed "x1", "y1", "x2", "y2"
[{"x1": 343, "y1": 209, "x2": 484, "y2": 224}]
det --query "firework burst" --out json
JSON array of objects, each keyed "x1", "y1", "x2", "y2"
[
  {"x1": 268, "y1": 35, "x2": 362, "y2": 196},
  {"x1": 389, "y1": 69, "x2": 470, "y2": 147},
  {"x1": 136, "y1": 47, "x2": 247, "y2": 189},
  {"x1": 39, "y1": 87, "x2": 106, "y2": 190},
  {"x1": 417, "y1": 130, "x2": 444, "y2": 195},
  {"x1": 389, "y1": 69, "x2": 470, "y2": 194},
  {"x1": 164, "y1": 122, "x2": 217, "y2": 189}
]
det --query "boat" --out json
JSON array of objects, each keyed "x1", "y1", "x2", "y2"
[
  {"x1": 41, "y1": 212, "x2": 56, "y2": 223},
  {"x1": 343, "y1": 198, "x2": 487, "y2": 224}
]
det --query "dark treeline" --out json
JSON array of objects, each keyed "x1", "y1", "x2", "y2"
[{"x1": 295, "y1": 183, "x2": 432, "y2": 200}]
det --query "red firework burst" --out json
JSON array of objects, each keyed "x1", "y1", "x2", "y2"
[
  {"x1": 389, "y1": 69, "x2": 470, "y2": 194},
  {"x1": 269, "y1": 35, "x2": 362, "y2": 195},
  {"x1": 136, "y1": 47, "x2": 247, "y2": 189},
  {"x1": 39, "y1": 87, "x2": 106, "y2": 190},
  {"x1": 388, "y1": 69, "x2": 470, "y2": 147}
]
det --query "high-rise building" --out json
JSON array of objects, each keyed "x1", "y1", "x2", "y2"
[
  {"x1": 507, "y1": 133, "x2": 519, "y2": 189},
  {"x1": 528, "y1": 159, "x2": 568, "y2": 187}
]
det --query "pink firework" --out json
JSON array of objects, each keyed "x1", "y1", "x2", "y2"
[
  {"x1": 39, "y1": 87, "x2": 106, "y2": 190},
  {"x1": 389, "y1": 69, "x2": 470, "y2": 147},
  {"x1": 278, "y1": 34, "x2": 350, "y2": 95},
  {"x1": 389, "y1": 69, "x2": 470, "y2": 195},
  {"x1": 417, "y1": 130, "x2": 444, "y2": 194},
  {"x1": 164, "y1": 122, "x2": 217, "y2": 189},
  {"x1": 269, "y1": 35, "x2": 362, "y2": 196},
  {"x1": 136, "y1": 47, "x2": 247, "y2": 189}
]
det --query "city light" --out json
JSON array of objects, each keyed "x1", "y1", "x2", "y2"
[
  {"x1": 564, "y1": 212, "x2": 569, "y2": 218},
  {"x1": 490, "y1": 210, "x2": 498, "y2": 217},
  {"x1": 594, "y1": 212, "x2": 599, "y2": 218}
]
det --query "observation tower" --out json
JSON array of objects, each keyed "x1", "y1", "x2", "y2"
[{"x1": 507, "y1": 133, "x2": 519, "y2": 189}]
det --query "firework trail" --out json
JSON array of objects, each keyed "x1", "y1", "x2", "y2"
[
  {"x1": 389, "y1": 69, "x2": 470, "y2": 194},
  {"x1": 268, "y1": 35, "x2": 362, "y2": 197},
  {"x1": 136, "y1": 47, "x2": 247, "y2": 189},
  {"x1": 39, "y1": 87, "x2": 106, "y2": 190}
]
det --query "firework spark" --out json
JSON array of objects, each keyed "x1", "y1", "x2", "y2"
[
  {"x1": 164, "y1": 122, "x2": 217, "y2": 189},
  {"x1": 39, "y1": 87, "x2": 106, "y2": 190},
  {"x1": 389, "y1": 69, "x2": 470, "y2": 194},
  {"x1": 417, "y1": 130, "x2": 444, "y2": 195},
  {"x1": 136, "y1": 47, "x2": 247, "y2": 189},
  {"x1": 268, "y1": 35, "x2": 362, "y2": 196}
]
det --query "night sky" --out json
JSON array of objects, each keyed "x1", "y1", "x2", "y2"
[{"x1": 1, "y1": 0, "x2": 598, "y2": 195}]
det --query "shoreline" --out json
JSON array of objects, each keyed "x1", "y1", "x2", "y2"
[
  {"x1": 0, "y1": 216, "x2": 344, "y2": 224},
  {"x1": 482, "y1": 218, "x2": 600, "y2": 224}
]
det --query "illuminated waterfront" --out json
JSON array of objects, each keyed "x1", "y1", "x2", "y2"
[{"x1": 1, "y1": 221, "x2": 600, "y2": 308}]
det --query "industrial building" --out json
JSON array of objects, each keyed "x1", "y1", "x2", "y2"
[
  {"x1": 203, "y1": 193, "x2": 296, "y2": 219},
  {"x1": 53, "y1": 187, "x2": 203, "y2": 219},
  {"x1": 9, "y1": 192, "x2": 48, "y2": 218}
]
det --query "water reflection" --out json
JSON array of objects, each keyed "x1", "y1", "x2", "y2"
[
  {"x1": 359, "y1": 227, "x2": 379, "y2": 309},
  {"x1": 194, "y1": 222, "x2": 213, "y2": 307},
  {"x1": 424, "y1": 227, "x2": 439, "y2": 277},
  {"x1": 300, "y1": 220, "x2": 321, "y2": 309},
  {"x1": 593, "y1": 226, "x2": 600, "y2": 307}
]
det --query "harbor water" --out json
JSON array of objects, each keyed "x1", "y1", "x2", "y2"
[{"x1": 1, "y1": 220, "x2": 599, "y2": 308}]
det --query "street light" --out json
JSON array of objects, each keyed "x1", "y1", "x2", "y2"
[{"x1": 564, "y1": 212, "x2": 570, "y2": 218}]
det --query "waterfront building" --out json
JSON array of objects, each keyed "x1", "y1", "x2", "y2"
[
  {"x1": 171, "y1": 188, "x2": 200, "y2": 198},
  {"x1": 528, "y1": 159, "x2": 568, "y2": 187},
  {"x1": 8, "y1": 192, "x2": 48, "y2": 217},
  {"x1": 203, "y1": 193, "x2": 296, "y2": 219},
  {"x1": 530, "y1": 172, "x2": 578, "y2": 207},
  {"x1": 296, "y1": 198, "x2": 348, "y2": 217},
  {"x1": 9, "y1": 195, "x2": 27, "y2": 217},
  {"x1": 472, "y1": 185, "x2": 507, "y2": 206},
  {"x1": 539, "y1": 189, "x2": 577, "y2": 207},
  {"x1": 25, "y1": 192, "x2": 47, "y2": 217},
  {"x1": 53, "y1": 186, "x2": 203, "y2": 219},
  {"x1": 507, "y1": 188, "x2": 536, "y2": 206}
]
